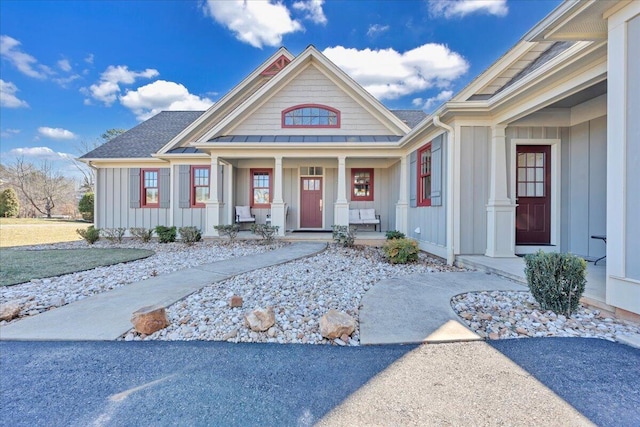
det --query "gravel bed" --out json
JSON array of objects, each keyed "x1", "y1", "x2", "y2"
[
  {"x1": 124, "y1": 245, "x2": 461, "y2": 345},
  {"x1": 0, "y1": 240, "x2": 284, "y2": 325},
  {"x1": 452, "y1": 290, "x2": 640, "y2": 341}
]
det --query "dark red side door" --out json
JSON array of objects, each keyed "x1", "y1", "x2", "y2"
[
  {"x1": 300, "y1": 177, "x2": 322, "y2": 228},
  {"x1": 516, "y1": 145, "x2": 551, "y2": 244}
]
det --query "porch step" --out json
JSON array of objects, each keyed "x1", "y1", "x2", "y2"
[{"x1": 455, "y1": 257, "x2": 527, "y2": 285}]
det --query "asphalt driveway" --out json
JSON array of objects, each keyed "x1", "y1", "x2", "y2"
[{"x1": 1, "y1": 339, "x2": 638, "y2": 426}]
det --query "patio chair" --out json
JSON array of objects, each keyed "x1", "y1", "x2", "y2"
[{"x1": 235, "y1": 206, "x2": 256, "y2": 228}]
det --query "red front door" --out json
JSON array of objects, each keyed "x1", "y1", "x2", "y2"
[
  {"x1": 516, "y1": 145, "x2": 551, "y2": 244},
  {"x1": 300, "y1": 177, "x2": 322, "y2": 228}
]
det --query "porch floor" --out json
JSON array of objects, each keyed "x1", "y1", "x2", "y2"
[
  {"x1": 456, "y1": 255, "x2": 608, "y2": 310},
  {"x1": 232, "y1": 230, "x2": 387, "y2": 245}
]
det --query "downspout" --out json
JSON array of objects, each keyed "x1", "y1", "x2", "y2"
[{"x1": 432, "y1": 116, "x2": 455, "y2": 266}]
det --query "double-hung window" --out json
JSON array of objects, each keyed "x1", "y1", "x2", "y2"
[
  {"x1": 141, "y1": 169, "x2": 159, "y2": 207},
  {"x1": 417, "y1": 144, "x2": 432, "y2": 206},
  {"x1": 191, "y1": 166, "x2": 210, "y2": 207},
  {"x1": 351, "y1": 168, "x2": 374, "y2": 201},
  {"x1": 251, "y1": 169, "x2": 272, "y2": 208}
]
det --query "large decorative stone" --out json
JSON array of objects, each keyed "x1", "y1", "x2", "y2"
[
  {"x1": 131, "y1": 305, "x2": 169, "y2": 335},
  {"x1": 320, "y1": 309, "x2": 356, "y2": 339},
  {"x1": 0, "y1": 302, "x2": 21, "y2": 321},
  {"x1": 244, "y1": 307, "x2": 275, "y2": 332}
]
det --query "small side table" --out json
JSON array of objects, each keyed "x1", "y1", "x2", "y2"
[{"x1": 591, "y1": 235, "x2": 606, "y2": 265}]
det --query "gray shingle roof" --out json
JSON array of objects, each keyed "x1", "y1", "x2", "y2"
[
  {"x1": 390, "y1": 110, "x2": 427, "y2": 128},
  {"x1": 81, "y1": 111, "x2": 205, "y2": 159}
]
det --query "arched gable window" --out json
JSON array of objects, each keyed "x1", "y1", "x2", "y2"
[{"x1": 282, "y1": 104, "x2": 340, "y2": 128}]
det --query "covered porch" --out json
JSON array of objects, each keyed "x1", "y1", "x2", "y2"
[{"x1": 200, "y1": 148, "x2": 408, "y2": 237}]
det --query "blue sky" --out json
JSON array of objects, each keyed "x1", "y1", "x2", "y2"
[{"x1": 0, "y1": 0, "x2": 561, "y2": 176}]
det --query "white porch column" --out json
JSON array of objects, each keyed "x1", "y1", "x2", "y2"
[
  {"x1": 270, "y1": 156, "x2": 286, "y2": 236},
  {"x1": 334, "y1": 155, "x2": 349, "y2": 226},
  {"x1": 485, "y1": 125, "x2": 516, "y2": 257},
  {"x1": 395, "y1": 156, "x2": 408, "y2": 234},
  {"x1": 205, "y1": 156, "x2": 222, "y2": 237}
]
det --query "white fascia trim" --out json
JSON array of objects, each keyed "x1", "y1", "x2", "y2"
[
  {"x1": 453, "y1": 41, "x2": 536, "y2": 102},
  {"x1": 156, "y1": 47, "x2": 294, "y2": 155},
  {"x1": 488, "y1": 41, "x2": 599, "y2": 107},
  {"x1": 191, "y1": 142, "x2": 400, "y2": 151},
  {"x1": 80, "y1": 157, "x2": 167, "y2": 164},
  {"x1": 309, "y1": 54, "x2": 411, "y2": 134},
  {"x1": 524, "y1": 0, "x2": 591, "y2": 41},
  {"x1": 200, "y1": 46, "x2": 411, "y2": 140}
]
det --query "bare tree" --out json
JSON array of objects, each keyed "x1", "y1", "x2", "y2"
[
  {"x1": 8, "y1": 158, "x2": 75, "y2": 218},
  {"x1": 72, "y1": 128, "x2": 125, "y2": 192}
]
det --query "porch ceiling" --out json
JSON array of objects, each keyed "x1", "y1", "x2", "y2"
[{"x1": 545, "y1": 80, "x2": 607, "y2": 109}]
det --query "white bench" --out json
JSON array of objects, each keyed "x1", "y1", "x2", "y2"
[
  {"x1": 235, "y1": 206, "x2": 255, "y2": 227},
  {"x1": 349, "y1": 208, "x2": 381, "y2": 231}
]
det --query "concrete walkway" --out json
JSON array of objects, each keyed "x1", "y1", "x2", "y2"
[
  {"x1": 360, "y1": 271, "x2": 526, "y2": 345},
  {"x1": 0, "y1": 242, "x2": 326, "y2": 341}
]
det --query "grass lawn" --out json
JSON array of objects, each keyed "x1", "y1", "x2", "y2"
[
  {"x1": 0, "y1": 248, "x2": 154, "y2": 286},
  {"x1": 0, "y1": 218, "x2": 90, "y2": 248}
]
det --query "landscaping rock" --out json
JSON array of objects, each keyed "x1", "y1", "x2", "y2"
[
  {"x1": 320, "y1": 309, "x2": 356, "y2": 339},
  {"x1": 131, "y1": 305, "x2": 169, "y2": 335},
  {"x1": 245, "y1": 307, "x2": 275, "y2": 332},
  {"x1": 0, "y1": 302, "x2": 21, "y2": 321},
  {"x1": 229, "y1": 295, "x2": 243, "y2": 308}
]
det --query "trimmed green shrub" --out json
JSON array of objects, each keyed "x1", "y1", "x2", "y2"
[
  {"x1": 155, "y1": 225, "x2": 177, "y2": 243},
  {"x1": 332, "y1": 225, "x2": 357, "y2": 247},
  {"x1": 179, "y1": 226, "x2": 201, "y2": 245},
  {"x1": 250, "y1": 224, "x2": 279, "y2": 244},
  {"x1": 77, "y1": 226, "x2": 100, "y2": 244},
  {"x1": 524, "y1": 251, "x2": 587, "y2": 316},
  {"x1": 385, "y1": 230, "x2": 406, "y2": 240},
  {"x1": 0, "y1": 188, "x2": 20, "y2": 218},
  {"x1": 101, "y1": 227, "x2": 126, "y2": 243},
  {"x1": 382, "y1": 238, "x2": 419, "y2": 264},
  {"x1": 129, "y1": 227, "x2": 153, "y2": 243},
  {"x1": 78, "y1": 192, "x2": 94, "y2": 222},
  {"x1": 214, "y1": 224, "x2": 239, "y2": 243}
]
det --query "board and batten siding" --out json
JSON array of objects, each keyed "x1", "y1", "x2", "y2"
[
  {"x1": 559, "y1": 117, "x2": 607, "y2": 260},
  {"x1": 231, "y1": 65, "x2": 393, "y2": 135},
  {"x1": 172, "y1": 165, "x2": 206, "y2": 231},
  {"x1": 347, "y1": 167, "x2": 394, "y2": 232},
  {"x1": 406, "y1": 134, "x2": 447, "y2": 249},
  {"x1": 96, "y1": 168, "x2": 170, "y2": 229},
  {"x1": 459, "y1": 126, "x2": 491, "y2": 255}
]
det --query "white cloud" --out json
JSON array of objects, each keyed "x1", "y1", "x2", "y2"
[
  {"x1": 0, "y1": 35, "x2": 50, "y2": 79},
  {"x1": 412, "y1": 90, "x2": 453, "y2": 110},
  {"x1": 367, "y1": 24, "x2": 390, "y2": 38},
  {"x1": 8, "y1": 146, "x2": 73, "y2": 160},
  {"x1": 428, "y1": 0, "x2": 508, "y2": 18},
  {"x1": 38, "y1": 127, "x2": 76, "y2": 140},
  {"x1": 57, "y1": 59, "x2": 72, "y2": 72},
  {"x1": 202, "y1": 0, "x2": 302, "y2": 48},
  {"x1": 0, "y1": 79, "x2": 29, "y2": 108},
  {"x1": 120, "y1": 80, "x2": 214, "y2": 121},
  {"x1": 323, "y1": 44, "x2": 468, "y2": 100},
  {"x1": 54, "y1": 74, "x2": 81, "y2": 88},
  {"x1": 292, "y1": 0, "x2": 327, "y2": 25},
  {"x1": 0, "y1": 128, "x2": 20, "y2": 138},
  {"x1": 84, "y1": 53, "x2": 94, "y2": 64},
  {"x1": 88, "y1": 65, "x2": 159, "y2": 105}
]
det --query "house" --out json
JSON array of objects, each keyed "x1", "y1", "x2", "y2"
[{"x1": 81, "y1": 0, "x2": 639, "y2": 317}]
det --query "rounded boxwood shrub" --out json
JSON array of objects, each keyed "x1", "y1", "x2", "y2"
[
  {"x1": 524, "y1": 251, "x2": 587, "y2": 316},
  {"x1": 155, "y1": 225, "x2": 177, "y2": 243}
]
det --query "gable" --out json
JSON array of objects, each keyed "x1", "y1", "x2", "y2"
[{"x1": 228, "y1": 65, "x2": 395, "y2": 136}]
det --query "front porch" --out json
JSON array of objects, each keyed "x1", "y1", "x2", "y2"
[{"x1": 456, "y1": 255, "x2": 609, "y2": 312}]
